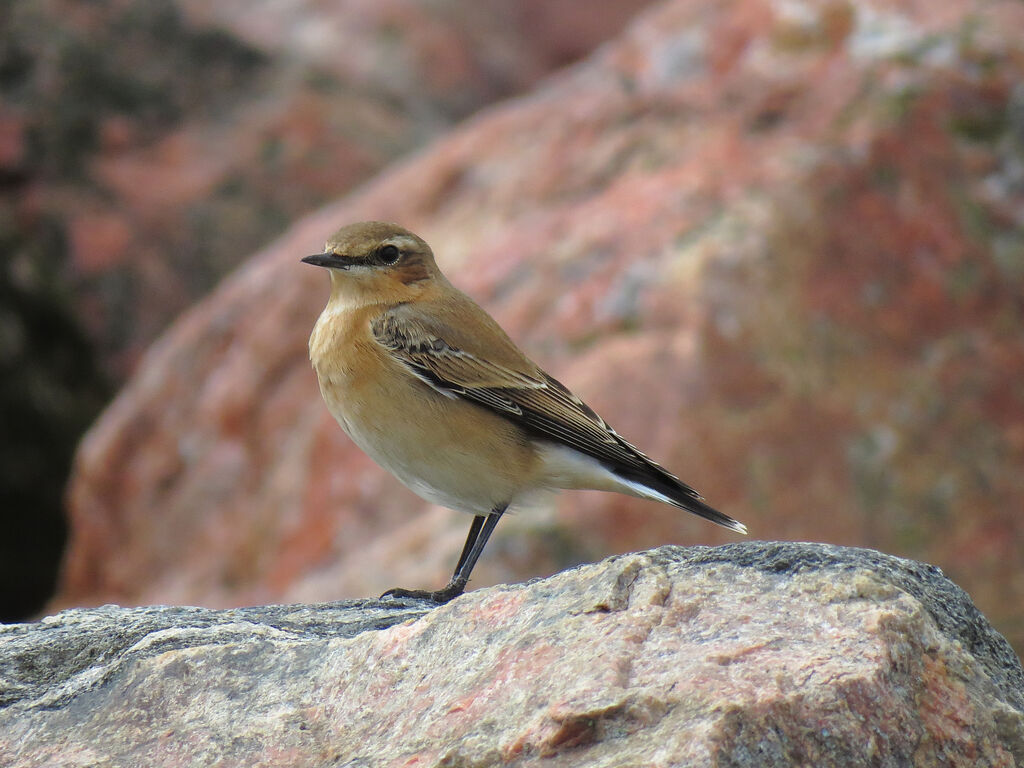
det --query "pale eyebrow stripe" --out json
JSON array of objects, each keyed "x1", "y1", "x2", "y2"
[{"x1": 388, "y1": 235, "x2": 421, "y2": 250}]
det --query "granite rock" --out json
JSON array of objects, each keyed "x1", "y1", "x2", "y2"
[
  {"x1": 6, "y1": 543, "x2": 1024, "y2": 767},
  {"x1": 58, "y1": 0, "x2": 1024, "y2": 656}
]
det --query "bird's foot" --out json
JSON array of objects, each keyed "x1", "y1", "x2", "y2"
[{"x1": 381, "y1": 577, "x2": 468, "y2": 604}]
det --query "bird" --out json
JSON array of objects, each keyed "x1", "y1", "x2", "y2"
[{"x1": 302, "y1": 221, "x2": 746, "y2": 603}]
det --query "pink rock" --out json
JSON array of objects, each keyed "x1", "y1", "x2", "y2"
[
  {"x1": 67, "y1": 212, "x2": 133, "y2": 274},
  {"x1": 59, "y1": 0, "x2": 1024, "y2": 662},
  {"x1": 0, "y1": 111, "x2": 27, "y2": 170},
  {"x1": 7, "y1": 544, "x2": 1024, "y2": 766}
]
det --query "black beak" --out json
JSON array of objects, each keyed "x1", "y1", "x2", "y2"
[{"x1": 301, "y1": 252, "x2": 350, "y2": 269}]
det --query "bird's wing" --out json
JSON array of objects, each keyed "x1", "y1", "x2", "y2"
[
  {"x1": 372, "y1": 302, "x2": 746, "y2": 533},
  {"x1": 371, "y1": 305, "x2": 663, "y2": 478}
]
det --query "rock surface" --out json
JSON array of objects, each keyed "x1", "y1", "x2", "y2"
[
  {"x1": 58, "y1": 0, "x2": 1024, "y2": 656},
  {"x1": 5, "y1": 543, "x2": 1024, "y2": 767}
]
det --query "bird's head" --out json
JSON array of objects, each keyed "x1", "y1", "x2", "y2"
[{"x1": 302, "y1": 221, "x2": 441, "y2": 306}]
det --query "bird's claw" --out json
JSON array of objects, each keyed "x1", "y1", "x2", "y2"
[{"x1": 381, "y1": 577, "x2": 467, "y2": 604}]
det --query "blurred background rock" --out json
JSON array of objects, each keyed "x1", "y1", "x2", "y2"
[
  {"x1": 2, "y1": 0, "x2": 1022, "y2": 659},
  {"x1": 0, "y1": 0, "x2": 651, "y2": 620}
]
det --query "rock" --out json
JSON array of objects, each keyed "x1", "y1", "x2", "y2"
[
  {"x1": 2, "y1": 0, "x2": 653, "y2": 379},
  {"x1": 5, "y1": 543, "x2": 1023, "y2": 766},
  {"x1": 58, "y1": 0, "x2": 1024, "y2": 658},
  {"x1": 0, "y1": 0, "x2": 652, "y2": 620}
]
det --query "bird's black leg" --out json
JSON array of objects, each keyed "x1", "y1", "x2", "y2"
[
  {"x1": 382, "y1": 506, "x2": 506, "y2": 603},
  {"x1": 453, "y1": 514, "x2": 486, "y2": 577}
]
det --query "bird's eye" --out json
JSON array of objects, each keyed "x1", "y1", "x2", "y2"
[{"x1": 379, "y1": 244, "x2": 400, "y2": 264}]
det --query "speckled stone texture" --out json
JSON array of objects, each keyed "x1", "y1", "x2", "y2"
[{"x1": 4, "y1": 543, "x2": 1022, "y2": 767}]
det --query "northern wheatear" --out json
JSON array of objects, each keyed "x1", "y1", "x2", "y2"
[{"x1": 303, "y1": 221, "x2": 745, "y2": 602}]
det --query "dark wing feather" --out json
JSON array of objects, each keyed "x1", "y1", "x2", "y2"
[{"x1": 372, "y1": 306, "x2": 745, "y2": 533}]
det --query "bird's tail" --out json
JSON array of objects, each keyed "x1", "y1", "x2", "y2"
[{"x1": 611, "y1": 463, "x2": 747, "y2": 534}]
